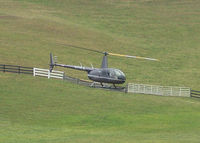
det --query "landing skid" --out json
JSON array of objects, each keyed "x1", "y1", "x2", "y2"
[
  {"x1": 89, "y1": 82, "x2": 125, "y2": 92},
  {"x1": 90, "y1": 82, "x2": 118, "y2": 89},
  {"x1": 90, "y1": 82, "x2": 106, "y2": 88},
  {"x1": 90, "y1": 82, "x2": 101, "y2": 87}
]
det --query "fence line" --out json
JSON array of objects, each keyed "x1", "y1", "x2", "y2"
[
  {"x1": 1, "y1": 64, "x2": 199, "y2": 96},
  {"x1": 191, "y1": 90, "x2": 200, "y2": 98},
  {"x1": 33, "y1": 68, "x2": 64, "y2": 79},
  {"x1": 0, "y1": 64, "x2": 33, "y2": 74},
  {"x1": 127, "y1": 83, "x2": 191, "y2": 97}
]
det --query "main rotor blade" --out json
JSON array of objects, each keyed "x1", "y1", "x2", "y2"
[
  {"x1": 57, "y1": 43, "x2": 103, "y2": 54},
  {"x1": 108, "y1": 52, "x2": 159, "y2": 61},
  {"x1": 54, "y1": 41, "x2": 159, "y2": 61}
]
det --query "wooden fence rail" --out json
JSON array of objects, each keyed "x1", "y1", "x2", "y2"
[
  {"x1": 127, "y1": 83, "x2": 191, "y2": 97},
  {"x1": 0, "y1": 64, "x2": 33, "y2": 74},
  {"x1": 191, "y1": 90, "x2": 200, "y2": 98},
  {"x1": 33, "y1": 68, "x2": 64, "y2": 79}
]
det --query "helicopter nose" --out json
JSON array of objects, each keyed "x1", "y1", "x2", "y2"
[{"x1": 118, "y1": 75, "x2": 126, "y2": 81}]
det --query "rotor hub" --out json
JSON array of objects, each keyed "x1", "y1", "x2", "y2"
[{"x1": 103, "y1": 52, "x2": 109, "y2": 56}]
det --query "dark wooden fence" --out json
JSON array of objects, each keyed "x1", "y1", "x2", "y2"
[
  {"x1": 191, "y1": 90, "x2": 200, "y2": 98},
  {"x1": 0, "y1": 64, "x2": 33, "y2": 74}
]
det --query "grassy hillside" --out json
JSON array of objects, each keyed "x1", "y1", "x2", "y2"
[
  {"x1": 1, "y1": 0, "x2": 200, "y2": 142},
  {"x1": 0, "y1": 0, "x2": 200, "y2": 88},
  {"x1": 0, "y1": 72, "x2": 200, "y2": 143}
]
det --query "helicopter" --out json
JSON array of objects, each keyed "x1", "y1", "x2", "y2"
[{"x1": 49, "y1": 44, "x2": 159, "y2": 88}]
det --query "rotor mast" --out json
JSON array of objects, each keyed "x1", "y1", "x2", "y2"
[{"x1": 101, "y1": 52, "x2": 108, "y2": 68}]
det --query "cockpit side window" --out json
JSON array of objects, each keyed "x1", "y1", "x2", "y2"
[
  {"x1": 102, "y1": 70, "x2": 107, "y2": 76},
  {"x1": 98, "y1": 70, "x2": 102, "y2": 76},
  {"x1": 110, "y1": 69, "x2": 116, "y2": 77}
]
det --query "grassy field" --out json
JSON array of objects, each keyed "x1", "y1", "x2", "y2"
[
  {"x1": 1, "y1": 0, "x2": 200, "y2": 88},
  {"x1": 0, "y1": 73, "x2": 200, "y2": 143},
  {"x1": 0, "y1": 0, "x2": 200, "y2": 142}
]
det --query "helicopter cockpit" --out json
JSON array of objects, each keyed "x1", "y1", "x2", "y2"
[{"x1": 108, "y1": 68, "x2": 126, "y2": 81}]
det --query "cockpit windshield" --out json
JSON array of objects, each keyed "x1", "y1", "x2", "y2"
[
  {"x1": 115, "y1": 69, "x2": 125, "y2": 76},
  {"x1": 110, "y1": 69, "x2": 125, "y2": 77}
]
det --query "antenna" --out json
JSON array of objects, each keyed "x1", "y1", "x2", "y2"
[{"x1": 90, "y1": 63, "x2": 94, "y2": 69}]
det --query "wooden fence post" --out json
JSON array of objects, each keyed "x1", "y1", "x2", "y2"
[
  {"x1": 33, "y1": 68, "x2": 35, "y2": 76},
  {"x1": 3, "y1": 65, "x2": 5, "y2": 72},
  {"x1": 18, "y1": 66, "x2": 20, "y2": 74},
  {"x1": 125, "y1": 84, "x2": 128, "y2": 93},
  {"x1": 48, "y1": 70, "x2": 50, "y2": 79}
]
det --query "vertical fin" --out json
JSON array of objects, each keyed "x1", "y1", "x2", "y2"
[{"x1": 50, "y1": 53, "x2": 54, "y2": 72}]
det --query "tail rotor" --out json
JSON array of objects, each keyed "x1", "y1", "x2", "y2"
[{"x1": 50, "y1": 53, "x2": 55, "y2": 72}]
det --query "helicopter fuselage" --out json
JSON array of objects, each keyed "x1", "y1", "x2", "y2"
[{"x1": 88, "y1": 68, "x2": 126, "y2": 84}]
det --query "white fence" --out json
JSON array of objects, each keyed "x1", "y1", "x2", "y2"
[
  {"x1": 32, "y1": 68, "x2": 192, "y2": 97},
  {"x1": 127, "y1": 83, "x2": 191, "y2": 97},
  {"x1": 33, "y1": 68, "x2": 64, "y2": 79}
]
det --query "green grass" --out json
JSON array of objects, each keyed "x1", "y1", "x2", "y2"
[
  {"x1": 0, "y1": 0, "x2": 200, "y2": 88},
  {"x1": 0, "y1": 73, "x2": 200, "y2": 143},
  {"x1": 1, "y1": 0, "x2": 200, "y2": 142}
]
